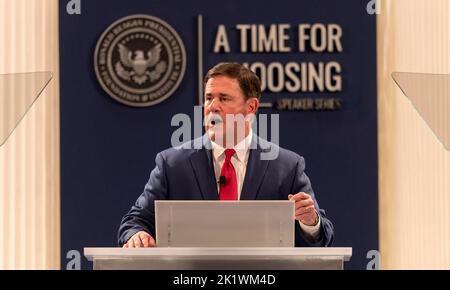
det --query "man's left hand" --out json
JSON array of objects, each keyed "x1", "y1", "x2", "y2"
[{"x1": 288, "y1": 192, "x2": 318, "y2": 226}]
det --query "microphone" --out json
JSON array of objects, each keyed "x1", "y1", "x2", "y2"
[{"x1": 218, "y1": 176, "x2": 226, "y2": 185}]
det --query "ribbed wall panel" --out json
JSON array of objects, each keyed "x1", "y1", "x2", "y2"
[
  {"x1": 0, "y1": 0, "x2": 60, "y2": 270},
  {"x1": 378, "y1": 0, "x2": 450, "y2": 269}
]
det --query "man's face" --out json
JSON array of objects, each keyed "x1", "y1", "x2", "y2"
[{"x1": 203, "y1": 76, "x2": 258, "y2": 146}]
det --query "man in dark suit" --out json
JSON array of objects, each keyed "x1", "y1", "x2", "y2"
[{"x1": 118, "y1": 63, "x2": 334, "y2": 248}]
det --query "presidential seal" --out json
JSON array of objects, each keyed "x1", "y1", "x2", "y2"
[{"x1": 94, "y1": 15, "x2": 186, "y2": 107}]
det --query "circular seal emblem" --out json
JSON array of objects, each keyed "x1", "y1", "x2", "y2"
[{"x1": 94, "y1": 15, "x2": 186, "y2": 107}]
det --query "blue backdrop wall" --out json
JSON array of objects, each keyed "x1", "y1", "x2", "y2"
[{"x1": 59, "y1": 0, "x2": 378, "y2": 269}]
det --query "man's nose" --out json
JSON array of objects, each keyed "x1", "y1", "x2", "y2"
[{"x1": 207, "y1": 98, "x2": 221, "y2": 113}]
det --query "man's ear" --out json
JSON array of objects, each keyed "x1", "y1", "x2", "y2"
[{"x1": 246, "y1": 97, "x2": 259, "y2": 114}]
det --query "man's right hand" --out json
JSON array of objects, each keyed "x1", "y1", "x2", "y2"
[{"x1": 122, "y1": 231, "x2": 156, "y2": 248}]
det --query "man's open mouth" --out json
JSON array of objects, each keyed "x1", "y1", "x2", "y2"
[{"x1": 206, "y1": 114, "x2": 223, "y2": 126}]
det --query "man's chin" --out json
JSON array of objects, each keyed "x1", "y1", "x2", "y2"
[
  {"x1": 205, "y1": 127, "x2": 217, "y2": 140},
  {"x1": 206, "y1": 129, "x2": 225, "y2": 144}
]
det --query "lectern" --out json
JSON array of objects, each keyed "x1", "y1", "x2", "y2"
[
  {"x1": 84, "y1": 247, "x2": 352, "y2": 270},
  {"x1": 86, "y1": 201, "x2": 351, "y2": 269}
]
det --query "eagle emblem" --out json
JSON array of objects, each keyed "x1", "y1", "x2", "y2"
[
  {"x1": 95, "y1": 15, "x2": 186, "y2": 106},
  {"x1": 115, "y1": 43, "x2": 167, "y2": 85}
]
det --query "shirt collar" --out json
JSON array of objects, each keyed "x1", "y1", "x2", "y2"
[{"x1": 211, "y1": 130, "x2": 253, "y2": 163}]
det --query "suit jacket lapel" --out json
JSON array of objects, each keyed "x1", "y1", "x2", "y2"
[
  {"x1": 240, "y1": 135, "x2": 270, "y2": 200},
  {"x1": 189, "y1": 136, "x2": 219, "y2": 200}
]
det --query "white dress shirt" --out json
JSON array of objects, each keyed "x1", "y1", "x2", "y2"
[
  {"x1": 211, "y1": 132, "x2": 252, "y2": 199},
  {"x1": 210, "y1": 131, "x2": 321, "y2": 239}
]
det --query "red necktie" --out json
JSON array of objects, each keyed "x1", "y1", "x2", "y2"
[{"x1": 219, "y1": 149, "x2": 238, "y2": 200}]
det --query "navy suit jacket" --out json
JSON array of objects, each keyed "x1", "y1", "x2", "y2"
[{"x1": 118, "y1": 134, "x2": 334, "y2": 247}]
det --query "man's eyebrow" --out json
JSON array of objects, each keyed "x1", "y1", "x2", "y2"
[{"x1": 205, "y1": 92, "x2": 233, "y2": 97}]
